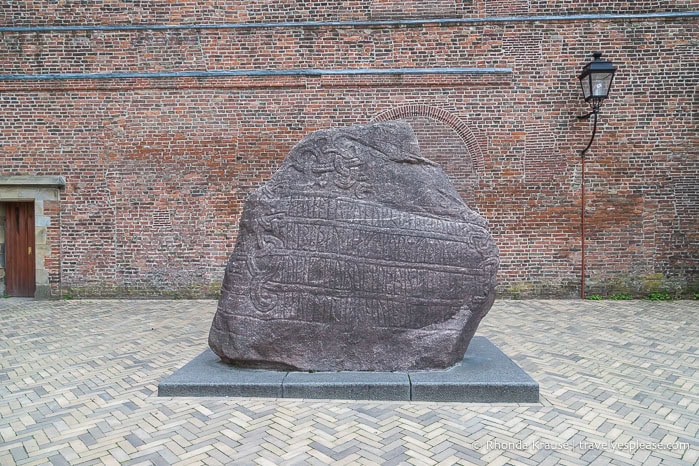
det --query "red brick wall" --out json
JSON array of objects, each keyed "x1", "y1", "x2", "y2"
[
  {"x1": 1, "y1": 4, "x2": 697, "y2": 298},
  {"x1": 2, "y1": 1, "x2": 693, "y2": 25}
]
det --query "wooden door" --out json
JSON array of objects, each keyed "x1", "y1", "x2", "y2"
[{"x1": 5, "y1": 202, "x2": 36, "y2": 297}]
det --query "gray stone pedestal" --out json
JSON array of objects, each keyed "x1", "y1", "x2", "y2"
[{"x1": 158, "y1": 337, "x2": 538, "y2": 403}]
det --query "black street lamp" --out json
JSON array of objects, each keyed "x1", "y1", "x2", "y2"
[
  {"x1": 578, "y1": 51, "x2": 617, "y2": 154},
  {"x1": 577, "y1": 51, "x2": 617, "y2": 299}
]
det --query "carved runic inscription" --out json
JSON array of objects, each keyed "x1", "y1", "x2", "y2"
[
  {"x1": 229, "y1": 195, "x2": 495, "y2": 329},
  {"x1": 209, "y1": 121, "x2": 499, "y2": 371}
]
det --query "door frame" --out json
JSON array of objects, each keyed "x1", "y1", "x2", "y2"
[{"x1": 0, "y1": 176, "x2": 65, "y2": 298}]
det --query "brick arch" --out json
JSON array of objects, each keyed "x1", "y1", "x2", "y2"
[
  {"x1": 371, "y1": 105, "x2": 485, "y2": 174},
  {"x1": 371, "y1": 105, "x2": 484, "y2": 207}
]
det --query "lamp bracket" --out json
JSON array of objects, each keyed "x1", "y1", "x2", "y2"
[{"x1": 579, "y1": 108, "x2": 599, "y2": 158}]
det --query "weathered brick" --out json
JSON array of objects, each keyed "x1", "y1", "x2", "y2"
[{"x1": 0, "y1": 3, "x2": 696, "y2": 298}]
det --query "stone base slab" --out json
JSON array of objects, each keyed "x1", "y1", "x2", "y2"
[{"x1": 158, "y1": 337, "x2": 539, "y2": 402}]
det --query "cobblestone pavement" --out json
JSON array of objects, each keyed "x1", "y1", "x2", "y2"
[{"x1": 1, "y1": 299, "x2": 697, "y2": 465}]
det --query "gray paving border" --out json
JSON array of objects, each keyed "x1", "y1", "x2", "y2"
[{"x1": 158, "y1": 336, "x2": 539, "y2": 402}]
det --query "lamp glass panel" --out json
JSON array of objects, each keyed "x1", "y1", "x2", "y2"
[
  {"x1": 580, "y1": 76, "x2": 591, "y2": 100},
  {"x1": 591, "y1": 72, "x2": 614, "y2": 98}
]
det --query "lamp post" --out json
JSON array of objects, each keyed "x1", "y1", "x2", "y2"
[{"x1": 577, "y1": 51, "x2": 617, "y2": 299}]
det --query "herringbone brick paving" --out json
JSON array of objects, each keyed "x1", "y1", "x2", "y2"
[{"x1": 0, "y1": 299, "x2": 696, "y2": 465}]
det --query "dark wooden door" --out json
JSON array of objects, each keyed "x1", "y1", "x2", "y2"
[{"x1": 5, "y1": 202, "x2": 36, "y2": 297}]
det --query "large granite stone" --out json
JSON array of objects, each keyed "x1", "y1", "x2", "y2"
[{"x1": 209, "y1": 121, "x2": 499, "y2": 371}]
